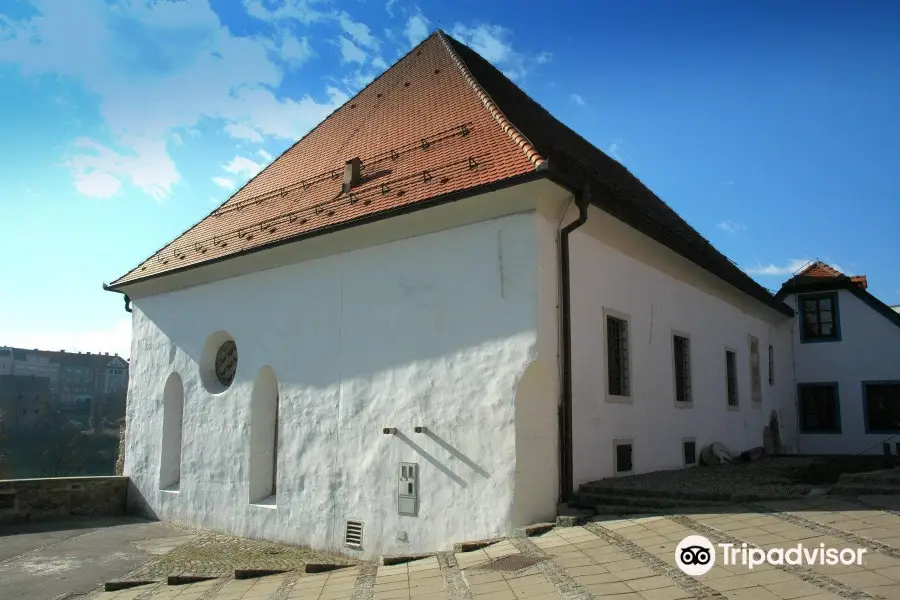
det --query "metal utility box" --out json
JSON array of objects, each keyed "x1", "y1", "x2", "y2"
[{"x1": 398, "y1": 462, "x2": 418, "y2": 516}]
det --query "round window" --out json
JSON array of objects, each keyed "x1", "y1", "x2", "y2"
[{"x1": 215, "y1": 340, "x2": 238, "y2": 386}]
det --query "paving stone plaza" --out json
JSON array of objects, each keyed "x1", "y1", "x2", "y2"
[{"x1": 89, "y1": 495, "x2": 900, "y2": 600}]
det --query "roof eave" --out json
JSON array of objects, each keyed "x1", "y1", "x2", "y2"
[
  {"x1": 103, "y1": 169, "x2": 548, "y2": 295},
  {"x1": 540, "y1": 166, "x2": 794, "y2": 319},
  {"x1": 776, "y1": 278, "x2": 900, "y2": 330}
]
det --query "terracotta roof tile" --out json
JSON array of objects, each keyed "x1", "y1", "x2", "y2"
[
  {"x1": 108, "y1": 30, "x2": 791, "y2": 317},
  {"x1": 110, "y1": 32, "x2": 536, "y2": 287},
  {"x1": 797, "y1": 261, "x2": 844, "y2": 278}
]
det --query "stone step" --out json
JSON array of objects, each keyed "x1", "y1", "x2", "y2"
[
  {"x1": 839, "y1": 471, "x2": 900, "y2": 485},
  {"x1": 828, "y1": 483, "x2": 900, "y2": 496},
  {"x1": 576, "y1": 493, "x2": 731, "y2": 510},
  {"x1": 577, "y1": 484, "x2": 738, "y2": 503}
]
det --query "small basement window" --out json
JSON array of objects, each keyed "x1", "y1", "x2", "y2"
[
  {"x1": 863, "y1": 382, "x2": 900, "y2": 434},
  {"x1": 798, "y1": 383, "x2": 841, "y2": 433},
  {"x1": 614, "y1": 440, "x2": 633, "y2": 474},
  {"x1": 345, "y1": 520, "x2": 363, "y2": 549},
  {"x1": 683, "y1": 440, "x2": 697, "y2": 466}
]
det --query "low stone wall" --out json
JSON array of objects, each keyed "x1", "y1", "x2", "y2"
[{"x1": 0, "y1": 476, "x2": 128, "y2": 525}]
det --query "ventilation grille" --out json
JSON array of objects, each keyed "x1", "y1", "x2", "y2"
[{"x1": 345, "y1": 520, "x2": 363, "y2": 549}]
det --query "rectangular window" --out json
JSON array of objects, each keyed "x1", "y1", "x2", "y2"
[
  {"x1": 673, "y1": 335, "x2": 691, "y2": 404},
  {"x1": 768, "y1": 344, "x2": 774, "y2": 386},
  {"x1": 606, "y1": 315, "x2": 630, "y2": 397},
  {"x1": 614, "y1": 441, "x2": 633, "y2": 474},
  {"x1": 800, "y1": 293, "x2": 841, "y2": 342},
  {"x1": 864, "y1": 382, "x2": 900, "y2": 433},
  {"x1": 749, "y1": 336, "x2": 761, "y2": 404},
  {"x1": 798, "y1": 383, "x2": 841, "y2": 433},
  {"x1": 683, "y1": 440, "x2": 696, "y2": 466},
  {"x1": 726, "y1": 350, "x2": 738, "y2": 407}
]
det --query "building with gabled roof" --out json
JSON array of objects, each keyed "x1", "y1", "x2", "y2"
[
  {"x1": 777, "y1": 261, "x2": 900, "y2": 454},
  {"x1": 106, "y1": 30, "x2": 800, "y2": 558}
]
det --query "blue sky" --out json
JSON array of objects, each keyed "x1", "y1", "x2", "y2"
[{"x1": 1, "y1": 0, "x2": 898, "y2": 358}]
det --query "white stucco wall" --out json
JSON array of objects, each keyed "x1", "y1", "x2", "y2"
[
  {"x1": 786, "y1": 289, "x2": 900, "y2": 454},
  {"x1": 562, "y1": 207, "x2": 795, "y2": 486},
  {"x1": 123, "y1": 210, "x2": 557, "y2": 559}
]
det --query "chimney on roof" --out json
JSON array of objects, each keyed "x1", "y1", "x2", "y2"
[
  {"x1": 343, "y1": 157, "x2": 362, "y2": 194},
  {"x1": 851, "y1": 275, "x2": 868, "y2": 289}
]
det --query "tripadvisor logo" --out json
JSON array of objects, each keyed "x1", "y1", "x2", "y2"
[
  {"x1": 676, "y1": 535, "x2": 716, "y2": 576},
  {"x1": 675, "y1": 535, "x2": 868, "y2": 576}
]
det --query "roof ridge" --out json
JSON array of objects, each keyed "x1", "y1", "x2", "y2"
[{"x1": 435, "y1": 30, "x2": 545, "y2": 170}]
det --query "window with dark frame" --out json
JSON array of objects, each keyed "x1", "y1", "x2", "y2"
[
  {"x1": 799, "y1": 383, "x2": 840, "y2": 433},
  {"x1": 864, "y1": 382, "x2": 900, "y2": 433},
  {"x1": 683, "y1": 440, "x2": 696, "y2": 466},
  {"x1": 768, "y1": 344, "x2": 774, "y2": 386},
  {"x1": 673, "y1": 335, "x2": 691, "y2": 404},
  {"x1": 800, "y1": 293, "x2": 840, "y2": 342},
  {"x1": 607, "y1": 315, "x2": 630, "y2": 396},
  {"x1": 726, "y1": 350, "x2": 738, "y2": 407},
  {"x1": 615, "y1": 442, "x2": 633, "y2": 473},
  {"x1": 749, "y1": 336, "x2": 762, "y2": 403}
]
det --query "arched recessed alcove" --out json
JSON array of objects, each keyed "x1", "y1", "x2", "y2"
[
  {"x1": 159, "y1": 372, "x2": 184, "y2": 491},
  {"x1": 249, "y1": 366, "x2": 280, "y2": 505}
]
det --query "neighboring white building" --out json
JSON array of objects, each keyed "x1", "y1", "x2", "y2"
[
  {"x1": 106, "y1": 30, "x2": 799, "y2": 559},
  {"x1": 777, "y1": 262, "x2": 900, "y2": 455}
]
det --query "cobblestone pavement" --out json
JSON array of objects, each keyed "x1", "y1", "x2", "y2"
[
  {"x1": 111, "y1": 524, "x2": 360, "y2": 581},
  {"x1": 86, "y1": 496, "x2": 900, "y2": 600}
]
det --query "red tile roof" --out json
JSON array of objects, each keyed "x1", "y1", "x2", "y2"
[
  {"x1": 107, "y1": 30, "x2": 791, "y2": 316},
  {"x1": 109, "y1": 32, "x2": 539, "y2": 287},
  {"x1": 793, "y1": 261, "x2": 867, "y2": 289},
  {"x1": 796, "y1": 261, "x2": 844, "y2": 278}
]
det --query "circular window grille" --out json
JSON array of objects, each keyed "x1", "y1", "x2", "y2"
[{"x1": 214, "y1": 341, "x2": 238, "y2": 387}]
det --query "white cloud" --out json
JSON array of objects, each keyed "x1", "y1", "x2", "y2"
[
  {"x1": 385, "y1": 0, "x2": 397, "y2": 17},
  {"x1": 715, "y1": 220, "x2": 746, "y2": 235},
  {"x1": 213, "y1": 176, "x2": 236, "y2": 190},
  {"x1": 721, "y1": 179, "x2": 736, "y2": 186},
  {"x1": 341, "y1": 69, "x2": 378, "y2": 91},
  {"x1": 276, "y1": 33, "x2": 315, "y2": 68},
  {"x1": 338, "y1": 12, "x2": 380, "y2": 51},
  {"x1": 3, "y1": 318, "x2": 133, "y2": 360},
  {"x1": 258, "y1": 148, "x2": 273, "y2": 161},
  {"x1": 608, "y1": 139, "x2": 623, "y2": 161},
  {"x1": 372, "y1": 56, "x2": 388, "y2": 70},
  {"x1": 0, "y1": 0, "x2": 344, "y2": 200},
  {"x1": 64, "y1": 137, "x2": 177, "y2": 202},
  {"x1": 449, "y1": 23, "x2": 548, "y2": 81},
  {"x1": 222, "y1": 155, "x2": 264, "y2": 178},
  {"x1": 745, "y1": 259, "x2": 814, "y2": 277},
  {"x1": 570, "y1": 93, "x2": 586, "y2": 106},
  {"x1": 339, "y1": 36, "x2": 367, "y2": 64},
  {"x1": 223, "y1": 123, "x2": 265, "y2": 142},
  {"x1": 404, "y1": 12, "x2": 430, "y2": 47},
  {"x1": 242, "y1": 0, "x2": 328, "y2": 24},
  {"x1": 745, "y1": 259, "x2": 847, "y2": 277},
  {"x1": 72, "y1": 170, "x2": 122, "y2": 199},
  {"x1": 171, "y1": 132, "x2": 183, "y2": 145}
]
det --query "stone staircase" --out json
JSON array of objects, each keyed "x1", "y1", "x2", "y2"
[
  {"x1": 572, "y1": 482, "x2": 737, "y2": 515},
  {"x1": 829, "y1": 467, "x2": 900, "y2": 495}
]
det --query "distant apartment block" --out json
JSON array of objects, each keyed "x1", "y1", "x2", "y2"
[{"x1": 0, "y1": 347, "x2": 128, "y2": 415}]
